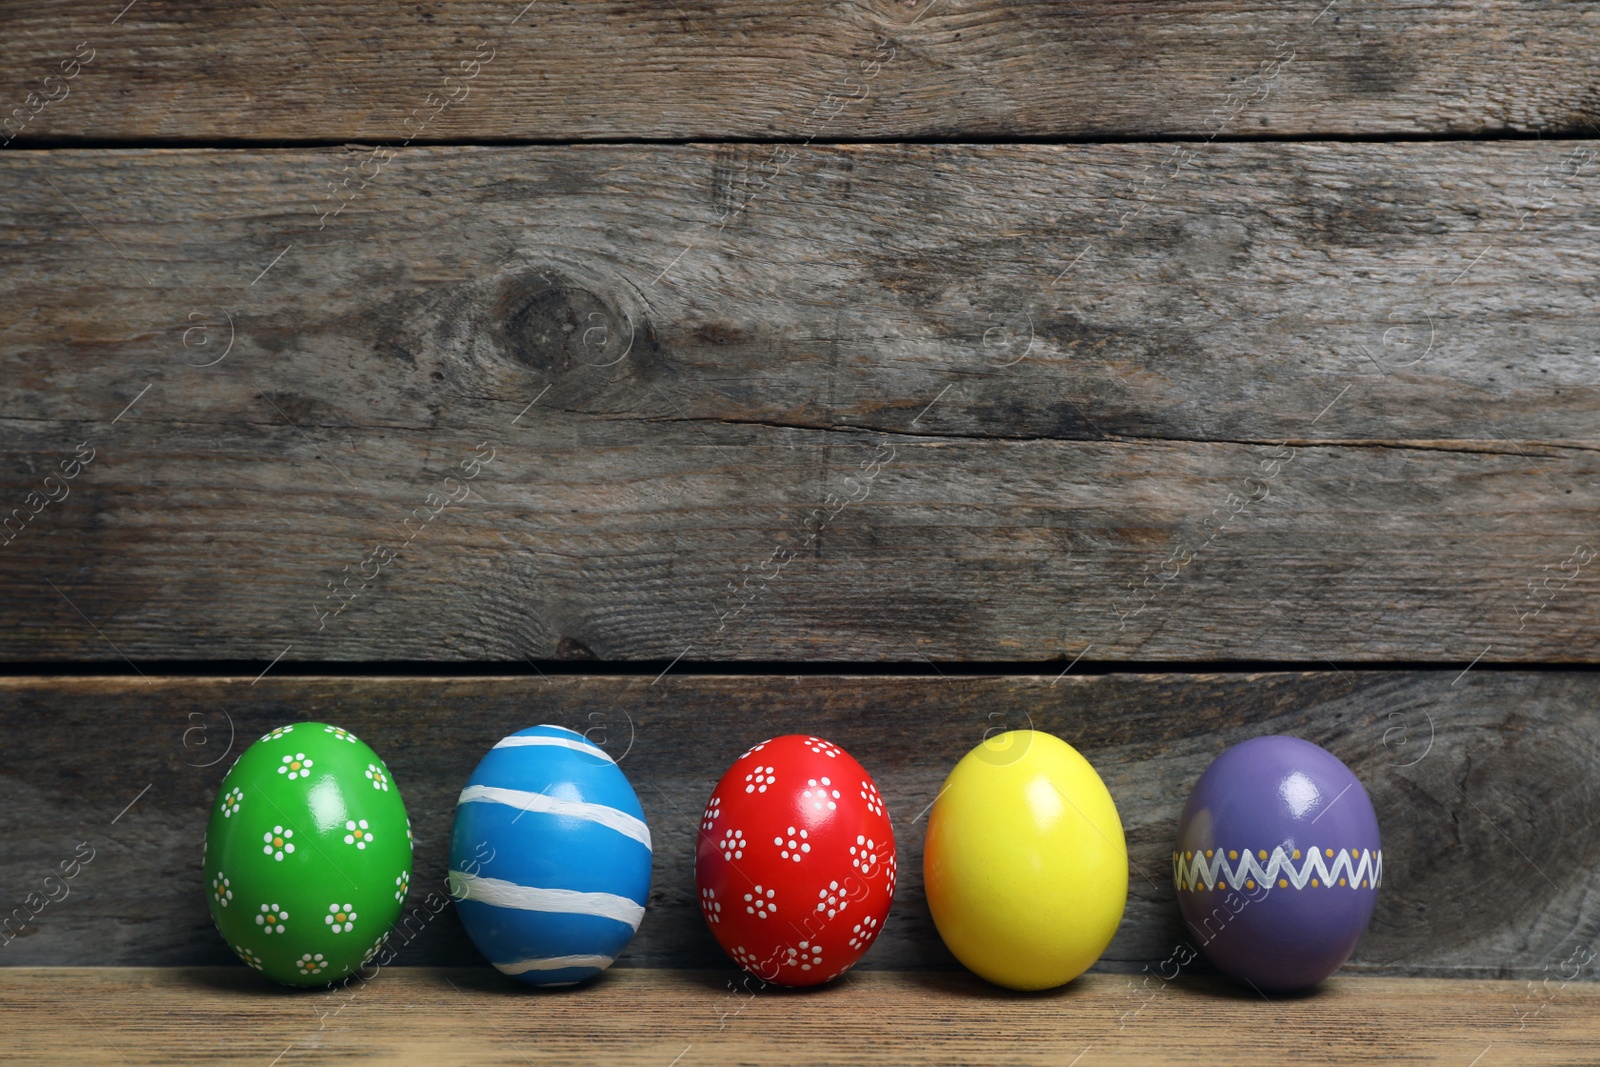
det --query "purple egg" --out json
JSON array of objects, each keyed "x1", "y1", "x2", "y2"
[{"x1": 1173, "y1": 735, "x2": 1381, "y2": 992}]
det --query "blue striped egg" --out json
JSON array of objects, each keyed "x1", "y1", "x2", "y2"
[{"x1": 448, "y1": 724, "x2": 652, "y2": 987}]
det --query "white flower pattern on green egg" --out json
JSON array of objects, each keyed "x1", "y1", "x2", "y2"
[
  {"x1": 262, "y1": 825, "x2": 295, "y2": 861},
  {"x1": 235, "y1": 945, "x2": 265, "y2": 971},
  {"x1": 325, "y1": 903, "x2": 357, "y2": 933},
  {"x1": 394, "y1": 870, "x2": 410, "y2": 902},
  {"x1": 212, "y1": 873, "x2": 232, "y2": 907},
  {"x1": 278, "y1": 753, "x2": 314, "y2": 780},
  {"x1": 256, "y1": 903, "x2": 288, "y2": 934},
  {"x1": 324, "y1": 725, "x2": 358, "y2": 743},
  {"x1": 343, "y1": 819, "x2": 374, "y2": 849},
  {"x1": 365, "y1": 763, "x2": 389, "y2": 791},
  {"x1": 220, "y1": 787, "x2": 243, "y2": 817},
  {"x1": 296, "y1": 953, "x2": 327, "y2": 976},
  {"x1": 261, "y1": 724, "x2": 295, "y2": 742}
]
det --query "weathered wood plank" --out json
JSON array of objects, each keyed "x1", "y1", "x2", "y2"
[
  {"x1": 2, "y1": 673, "x2": 1595, "y2": 979},
  {"x1": 1, "y1": 144, "x2": 1598, "y2": 661},
  {"x1": 5, "y1": 968, "x2": 1594, "y2": 1066},
  {"x1": 4, "y1": 1, "x2": 1599, "y2": 143}
]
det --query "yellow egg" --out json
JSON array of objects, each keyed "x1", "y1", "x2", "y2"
[{"x1": 924, "y1": 730, "x2": 1128, "y2": 990}]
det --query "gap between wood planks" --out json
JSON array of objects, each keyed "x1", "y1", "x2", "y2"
[
  {"x1": 8, "y1": 130, "x2": 1600, "y2": 151},
  {"x1": 0, "y1": 659, "x2": 1594, "y2": 677},
  {"x1": 4, "y1": 408, "x2": 1596, "y2": 459}
]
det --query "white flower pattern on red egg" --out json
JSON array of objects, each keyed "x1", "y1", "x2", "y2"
[
  {"x1": 859, "y1": 780, "x2": 883, "y2": 817},
  {"x1": 700, "y1": 887, "x2": 722, "y2": 924},
  {"x1": 785, "y1": 940, "x2": 823, "y2": 972},
  {"x1": 850, "y1": 835, "x2": 879, "y2": 875},
  {"x1": 732, "y1": 945, "x2": 761, "y2": 969},
  {"x1": 848, "y1": 915, "x2": 879, "y2": 950},
  {"x1": 816, "y1": 880, "x2": 848, "y2": 919},
  {"x1": 701, "y1": 796, "x2": 721, "y2": 832},
  {"x1": 744, "y1": 885, "x2": 776, "y2": 918},
  {"x1": 718, "y1": 829, "x2": 746, "y2": 861},
  {"x1": 743, "y1": 765, "x2": 776, "y2": 793},
  {"x1": 774, "y1": 826, "x2": 810, "y2": 862},
  {"x1": 804, "y1": 737, "x2": 841, "y2": 759},
  {"x1": 803, "y1": 776, "x2": 839, "y2": 812}
]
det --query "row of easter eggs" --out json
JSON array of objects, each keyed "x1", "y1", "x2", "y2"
[{"x1": 205, "y1": 724, "x2": 1380, "y2": 993}]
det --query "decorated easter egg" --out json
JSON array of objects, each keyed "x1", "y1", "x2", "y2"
[
  {"x1": 924, "y1": 729, "x2": 1127, "y2": 990},
  {"x1": 695, "y1": 735, "x2": 896, "y2": 987},
  {"x1": 448, "y1": 724, "x2": 652, "y2": 987},
  {"x1": 1173, "y1": 735, "x2": 1382, "y2": 992},
  {"x1": 204, "y1": 723, "x2": 412, "y2": 986}
]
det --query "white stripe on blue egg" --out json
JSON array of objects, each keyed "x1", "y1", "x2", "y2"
[
  {"x1": 446, "y1": 871, "x2": 647, "y2": 928},
  {"x1": 448, "y1": 724, "x2": 654, "y2": 988},
  {"x1": 493, "y1": 733, "x2": 618, "y2": 763},
  {"x1": 456, "y1": 784, "x2": 652, "y2": 849},
  {"x1": 497, "y1": 953, "x2": 617, "y2": 976}
]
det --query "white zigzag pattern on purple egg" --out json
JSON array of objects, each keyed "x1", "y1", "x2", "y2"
[{"x1": 1172, "y1": 846, "x2": 1383, "y2": 892}]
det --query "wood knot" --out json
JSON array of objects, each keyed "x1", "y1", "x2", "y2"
[
  {"x1": 498, "y1": 280, "x2": 636, "y2": 376},
  {"x1": 555, "y1": 636, "x2": 597, "y2": 660}
]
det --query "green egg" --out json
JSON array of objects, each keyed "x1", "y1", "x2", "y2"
[{"x1": 204, "y1": 722, "x2": 413, "y2": 986}]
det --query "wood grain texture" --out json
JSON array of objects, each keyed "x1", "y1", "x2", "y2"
[
  {"x1": 4, "y1": 968, "x2": 1597, "y2": 1066},
  {"x1": 2, "y1": 143, "x2": 1599, "y2": 662},
  {"x1": 2, "y1": 673, "x2": 1596, "y2": 979},
  {"x1": 4, "y1": 1, "x2": 1600, "y2": 143}
]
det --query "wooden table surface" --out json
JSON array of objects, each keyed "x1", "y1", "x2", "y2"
[
  {"x1": 8, "y1": 967, "x2": 1594, "y2": 1066},
  {"x1": 4, "y1": 0, "x2": 1598, "y2": 1059}
]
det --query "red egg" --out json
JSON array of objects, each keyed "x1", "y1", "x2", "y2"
[{"x1": 695, "y1": 734, "x2": 897, "y2": 987}]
